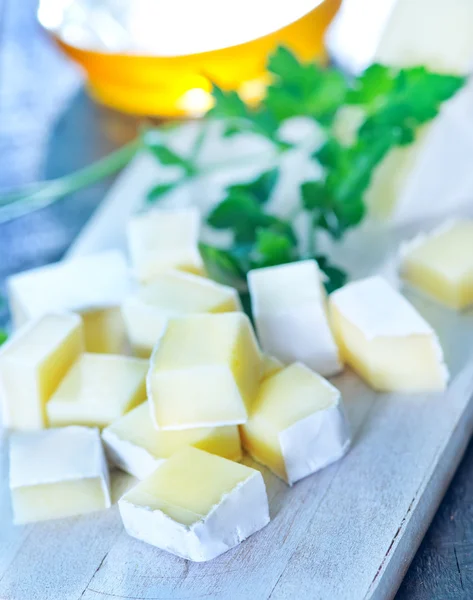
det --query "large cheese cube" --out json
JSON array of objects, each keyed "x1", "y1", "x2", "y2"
[
  {"x1": 400, "y1": 220, "x2": 473, "y2": 310},
  {"x1": 248, "y1": 261, "x2": 341, "y2": 376},
  {"x1": 147, "y1": 313, "x2": 262, "y2": 430},
  {"x1": 0, "y1": 313, "x2": 84, "y2": 430},
  {"x1": 127, "y1": 208, "x2": 204, "y2": 283},
  {"x1": 329, "y1": 276, "x2": 449, "y2": 392},
  {"x1": 46, "y1": 354, "x2": 147, "y2": 428},
  {"x1": 102, "y1": 403, "x2": 241, "y2": 479},
  {"x1": 122, "y1": 270, "x2": 241, "y2": 358},
  {"x1": 241, "y1": 363, "x2": 350, "y2": 485},
  {"x1": 261, "y1": 355, "x2": 283, "y2": 380},
  {"x1": 10, "y1": 426, "x2": 111, "y2": 524},
  {"x1": 119, "y1": 446, "x2": 269, "y2": 561},
  {"x1": 7, "y1": 250, "x2": 131, "y2": 353}
]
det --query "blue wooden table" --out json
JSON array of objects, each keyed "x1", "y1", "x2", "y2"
[{"x1": 0, "y1": 2, "x2": 472, "y2": 598}]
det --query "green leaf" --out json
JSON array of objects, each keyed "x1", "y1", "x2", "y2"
[
  {"x1": 254, "y1": 229, "x2": 296, "y2": 267},
  {"x1": 228, "y1": 168, "x2": 279, "y2": 205},
  {"x1": 199, "y1": 243, "x2": 246, "y2": 289},
  {"x1": 208, "y1": 84, "x2": 249, "y2": 120},
  {"x1": 301, "y1": 181, "x2": 331, "y2": 211},
  {"x1": 315, "y1": 255, "x2": 347, "y2": 293},
  {"x1": 146, "y1": 183, "x2": 176, "y2": 204},
  {"x1": 0, "y1": 330, "x2": 7, "y2": 346},
  {"x1": 146, "y1": 144, "x2": 196, "y2": 176}
]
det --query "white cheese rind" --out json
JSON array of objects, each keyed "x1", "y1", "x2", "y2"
[
  {"x1": 7, "y1": 250, "x2": 132, "y2": 322},
  {"x1": 119, "y1": 471, "x2": 269, "y2": 562},
  {"x1": 248, "y1": 261, "x2": 341, "y2": 376},
  {"x1": 9, "y1": 426, "x2": 111, "y2": 505},
  {"x1": 279, "y1": 400, "x2": 351, "y2": 485},
  {"x1": 102, "y1": 428, "x2": 161, "y2": 480}
]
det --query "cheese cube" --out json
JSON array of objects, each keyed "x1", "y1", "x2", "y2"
[
  {"x1": 46, "y1": 354, "x2": 147, "y2": 429},
  {"x1": 122, "y1": 270, "x2": 241, "y2": 358},
  {"x1": 119, "y1": 446, "x2": 269, "y2": 561},
  {"x1": 400, "y1": 220, "x2": 473, "y2": 310},
  {"x1": 127, "y1": 208, "x2": 204, "y2": 283},
  {"x1": 261, "y1": 355, "x2": 284, "y2": 380},
  {"x1": 329, "y1": 276, "x2": 449, "y2": 392},
  {"x1": 328, "y1": 0, "x2": 473, "y2": 75},
  {"x1": 248, "y1": 261, "x2": 342, "y2": 376},
  {"x1": 147, "y1": 313, "x2": 262, "y2": 430},
  {"x1": 10, "y1": 426, "x2": 111, "y2": 524},
  {"x1": 0, "y1": 314, "x2": 84, "y2": 430},
  {"x1": 7, "y1": 250, "x2": 131, "y2": 353},
  {"x1": 241, "y1": 363, "x2": 350, "y2": 485},
  {"x1": 102, "y1": 403, "x2": 241, "y2": 479}
]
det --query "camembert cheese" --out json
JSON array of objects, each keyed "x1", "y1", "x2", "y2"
[
  {"x1": 9, "y1": 426, "x2": 111, "y2": 524},
  {"x1": 329, "y1": 276, "x2": 449, "y2": 392},
  {"x1": 0, "y1": 313, "x2": 83, "y2": 430},
  {"x1": 7, "y1": 250, "x2": 131, "y2": 353},
  {"x1": 147, "y1": 313, "x2": 262, "y2": 430},
  {"x1": 46, "y1": 354, "x2": 147, "y2": 428},
  {"x1": 400, "y1": 220, "x2": 473, "y2": 310},
  {"x1": 248, "y1": 261, "x2": 342, "y2": 377},
  {"x1": 241, "y1": 363, "x2": 350, "y2": 485},
  {"x1": 118, "y1": 446, "x2": 270, "y2": 561},
  {"x1": 127, "y1": 207, "x2": 204, "y2": 283},
  {"x1": 102, "y1": 402, "x2": 242, "y2": 479},
  {"x1": 122, "y1": 270, "x2": 241, "y2": 358}
]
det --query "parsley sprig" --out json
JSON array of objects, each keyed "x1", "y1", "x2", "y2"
[{"x1": 0, "y1": 47, "x2": 464, "y2": 292}]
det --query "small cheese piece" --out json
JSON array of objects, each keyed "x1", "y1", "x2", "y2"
[
  {"x1": 261, "y1": 355, "x2": 284, "y2": 380},
  {"x1": 0, "y1": 314, "x2": 84, "y2": 430},
  {"x1": 119, "y1": 446, "x2": 269, "y2": 561},
  {"x1": 127, "y1": 207, "x2": 204, "y2": 283},
  {"x1": 102, "y1": 403, "x2": 242, "y2": 479},
  {"x1": 7, "y1": 250, "x2": 131, "y2": 353},
  {"x1": 10, "y1": 426, "x2": 111, "y2": 524},
  {"x1": 122, "y1": 270, "x2": 241, "y2": 358},
  {"x1": 46, "y1": 354, "x2": 147, "y2": 429},
  {"x1": 241, "y1": 363, "x2": 350, "y2": 485},
  {"x1": 329, "y1": 276, "x2": 449, "y2": 392},
  {"x1": 248, "y1": 261, "x2": 341, "y2": 376},
  {"x1": 147, "y1": 313, "x2": 262, "y2": 430},
  {"x1": 400, "y1": 220, "x2": 473, "y2": 310}
]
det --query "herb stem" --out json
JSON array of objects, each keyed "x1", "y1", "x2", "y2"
[{"x1": 0, "y1": 138, "x2": 141, "y2": 223}]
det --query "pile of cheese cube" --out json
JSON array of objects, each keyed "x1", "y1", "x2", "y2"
[{"x1": 3, "y1": 208, "x2": 470, "y2": 562}]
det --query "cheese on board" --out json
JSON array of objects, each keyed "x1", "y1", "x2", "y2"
[
  {"x1": 46, "y1": 354, "x2": 147, "y2": 429},
  {"x1": 241, "y1": 363, "x2": 350, "y2": 485},
  {"x1": 329, "y1": 276, "x2": 449, "y2": 392},
  {"x1": 118, "y1": 446, "x2": 269, "y2": 561},
  {"x1": 0, "y1": 314, "x2": 84, "y2": 430},
  {"x1": 9, "y1": 426, "x2": 111, "y2": 524},
  {"x1": 248, "y1": 261, "x2": 341, "y2": 376},
  {"x1": 400, "y1": 220, "x2": 473, "y2": 310},
  {"x1": 122, "y1": 270, "x2": 241, "y2": 358},
  {"x1": 7, "y1": 250, "x2": 131, "y2": 353},
  {"x1": 147, "y1": 313, "x2": 262, "y2": 430},
  {"x1": 102, "y1": 403, "x2": 241, "y2": 479},
  {"x1": 127, "y1": 207, "x2": 204, "y2": 283},
  {"x1": 261, "y1": 355, "x2": 284, "y2": 380}
]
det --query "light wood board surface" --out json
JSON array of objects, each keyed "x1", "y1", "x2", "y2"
[{"x1": 2, "y1": 128, "x2": 473, "y2": 600}]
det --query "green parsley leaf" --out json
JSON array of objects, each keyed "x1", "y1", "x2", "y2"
[
  {"x1": 253, "y1": 229, "x2": 296, "y2": 267},
  {"x1": 0, "y1": 330, "x2": 7, "y2": 346},
  {"x1": 227, "y1": 168, "x2": 279, "y2": 205},
  {"x1": 315, "y1": 255, "x2": 347, "y2": 293},
  {"x1": 146, "y1": 183, "x2": 176, "y2": 204},
  {"x1": 199, "y1": 243, "x2": 246, "y2": 289},
  {"x1": 146, "y1": 144, "x2": 197, "y2": 177}
]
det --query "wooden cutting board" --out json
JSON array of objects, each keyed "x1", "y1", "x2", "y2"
[{"x1": 1, "y1": 129, "x2": 473, "y2": 600}]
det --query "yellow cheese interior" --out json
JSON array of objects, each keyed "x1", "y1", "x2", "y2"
[
  {"x1": 330, "y1": 304, "x2": 446, "y2": 392},
  {"x1": 122, "y1": 271, "x2": 240, "y2": 358},
  {"x1": 12, "y1": 477, "x2": 107, "y2": 524},
  {"x1": 149, "y1": 314, "x2": 262, "y2": 429},
  {"x1": 105, "y1": 403, "x2": 242, "y2": 461},
  {"x1": 0, "y1": 315, "x2": 84, "y2": 429},
  {"x1": 46, "y1": 354, "x2": 147, "y2": 428},
  {"x1": 241, "y1": 363, "x2": 337, "y2": 481},
  {"x1": 401, "y1": 221, "x2": 473, "y2": 310},
  {"x1": 82, "y1": 307, "x2": 126, "y2": 354},
  {"x1": 123, "y1": 447, "x2": 253, "y2": 526}
]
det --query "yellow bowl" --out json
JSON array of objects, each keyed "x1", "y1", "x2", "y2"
[{"x1": 43, "y1": 0, "x2": 341, "y2": 117}]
